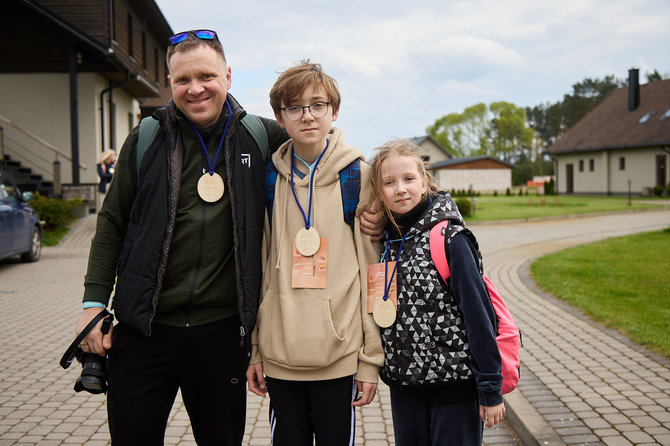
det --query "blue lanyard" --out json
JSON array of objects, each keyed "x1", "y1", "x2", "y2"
[
  {"x1": 383, "y1": 230, "x2": 410, "y2": 301},
  {"x1": 290, "y1": 140, "x2": 330, "y2": 230},
  {"x1": 186, "y1": 99, "x2": 233, "y2": 175}
]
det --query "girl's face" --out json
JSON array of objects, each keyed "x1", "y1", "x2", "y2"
[{"x1": 379, "y1": 154, "x2": 427, "y2": 215}]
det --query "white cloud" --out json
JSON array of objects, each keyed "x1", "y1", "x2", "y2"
[{"x1": 155, "y1": 0, "x2": 670, "y2": 157}]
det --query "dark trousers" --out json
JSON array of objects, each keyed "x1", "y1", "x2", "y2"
[
  {"x1": 390, "y1": 387, "x2": 483, "y2": 446},
  {"x1": 106, "y1": 317, "x2": 247, "y2": 446},
  {"x1": 266, "y1": 375, "x2": 357, "y2": 446}
]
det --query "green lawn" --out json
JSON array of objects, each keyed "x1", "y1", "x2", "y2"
[
  {"x1": 530, "y1": 228, "x2": 670, "y2": 359},
  {"x1": 463, "y1": 195, "x2": 663, "y2": 222}
]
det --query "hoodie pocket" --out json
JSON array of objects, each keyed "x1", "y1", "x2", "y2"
[{"x1": 258, "y1": 290, "x2": 346, "y2": 368}]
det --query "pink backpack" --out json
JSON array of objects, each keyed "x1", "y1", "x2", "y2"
[{"x1": 429, "y1": 221, "x2": 521, "y2": 395}]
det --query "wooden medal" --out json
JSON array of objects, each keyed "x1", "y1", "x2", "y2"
[
  {"x1": 373, "y1": 298, "x2": 396, "y2": 328},
  {"x1": 295, "y1": 227, "x2": 321, "y2": 257},
  {"x1": 197, "y1": 172, "x2": 225, "y2": 203}
]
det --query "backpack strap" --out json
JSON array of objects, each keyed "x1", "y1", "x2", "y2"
[
  {"x1": 265, "y1": 158, "x2": 279, "y2": 226},
  {"x1": 136, "y1": 117, "x2": 160, "y2": 182},
  {"x1": 241, "y1": 114, "x2": 270, "y2": 161},
  {"x1": 429, "y1": 220, "x2": 451, "y2": 282},
  {"x1": 339, "y1": 158, "x2": 361, "y2": 227},
  {"x1": 264, "y1": 157, "x2": 361, "y2": 230}
]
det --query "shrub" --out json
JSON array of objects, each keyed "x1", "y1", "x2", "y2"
[
  {"x1": 652, "y1": 185, "x2": 664, "y2": 197},
  {"x1": 455, "y1": 197, "x2": 472, "y2": 217},
  {"x1": 506, "y1": 188, "x2": 512, "y2": 196},
  {"x1": 544, "y1": 178, "x2": 555, "y2": 195},
  {"x1": 29, "y1": 193, "x2": 83, "y2": 231}
]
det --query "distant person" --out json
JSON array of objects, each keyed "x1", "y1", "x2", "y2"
[
  {"x1": 246, "y1": 61, "x2": 383, "y2": 445},
  {"x1": 76, "y1": 30, "x2": 384, "y2": 445},
  {"x1": 368, "y1": 139, "x2": 505, "y2": 446},
  {"x1": 96, "y1": 149, "x2": 115, "y2": 210}
]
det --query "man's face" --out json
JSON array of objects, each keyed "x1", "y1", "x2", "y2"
[{"x1": 168, "y1": 45, "x2": 231, "y2": 129}]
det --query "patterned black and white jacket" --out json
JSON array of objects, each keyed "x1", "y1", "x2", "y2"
[{"x1": 379, "y1": 192, "x2": 503, "y2": 406}]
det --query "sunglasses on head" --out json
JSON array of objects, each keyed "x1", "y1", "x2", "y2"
[{"x1": 169, "y1": 29, "x2": 218, "y2": 45}]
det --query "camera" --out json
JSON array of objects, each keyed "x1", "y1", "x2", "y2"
[
  {"x1": 60, "y1": 310, "x2": 113, "y2": 395},
  {"x1": 73, "y1": 349, "x2": 108, "y2": 394}
]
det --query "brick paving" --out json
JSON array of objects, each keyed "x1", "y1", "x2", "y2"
[{"x1": 2, "y1": 207, "x2": 669, "y2": 445}]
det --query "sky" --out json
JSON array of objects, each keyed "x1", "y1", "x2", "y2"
[{"x1": 154, "y1": 0, "x2": 670, "y2": 159}]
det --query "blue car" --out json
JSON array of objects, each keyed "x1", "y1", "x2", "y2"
[{"x1": 0, "y1": 169, "x2": 42, "y2": 262}]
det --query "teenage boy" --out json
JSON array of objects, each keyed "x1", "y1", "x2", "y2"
[{"x1": 246, "y1": 61, "x2": 383, "y2": 446}]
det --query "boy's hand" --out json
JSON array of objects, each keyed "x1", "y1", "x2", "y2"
[
  {"x1": 480, "y1": 402, "x2": 506, "y2": 427},
  {"x1": 359, "y1": 201, "x2": 386, "y2": 241},
  {"x1": 246, "y1": 363, "x2": 267, "y2": 397},
  {"x1": 352, "y1": 380, "x2": 377, "y2": 406}
]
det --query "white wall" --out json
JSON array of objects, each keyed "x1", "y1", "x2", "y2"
[
  {"x1": 554, "y1": 148, "x2": 667, "y2": 194},
  {"x1": 435, "y1": 168, "x2": 511, "y2": 193},
  {"x1": 0, "y1": 73, "x2": 139, "y2": 185}
]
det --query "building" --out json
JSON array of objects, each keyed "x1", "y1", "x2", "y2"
[
  {"x1": 410, "y1": 135, "x2": 452, "y2": 164},
  {"x1": 0, "y1": 0, "x2": 172, "y2": 199},
  {"x1": 428, "y1": 156, "x2": 515, "y2": 194},
  {"x1": 546, "y1": 69, "x2": 670, "y2": 195}
]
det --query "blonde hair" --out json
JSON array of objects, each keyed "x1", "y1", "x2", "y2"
[
  {"x1": 369, "y1": 139, "x2": 438, "y2": 231},
  {"x1": 269, "y1": 60, "x2": 341, "y2": 115}
]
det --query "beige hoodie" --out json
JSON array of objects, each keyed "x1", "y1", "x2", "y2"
[{"x1": 250, "y1": 127, "x2": 383, "y2": 383}]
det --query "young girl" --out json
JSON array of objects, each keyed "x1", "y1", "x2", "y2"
[{"x1": 369, "y1": 139, "x2": 505, "y2": 446}]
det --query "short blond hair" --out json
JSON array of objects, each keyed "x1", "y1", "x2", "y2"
[{"x1": 269, "y1": 60, "x2": 341, "y2": 115}]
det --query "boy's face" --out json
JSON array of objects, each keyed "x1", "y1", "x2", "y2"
[{"x1": 275, "y1": 84, "x2": 339, "y2": 155}]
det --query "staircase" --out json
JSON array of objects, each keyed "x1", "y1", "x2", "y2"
[{"x1": 0, "y1": 155, "x2": 54, "y2": 197}]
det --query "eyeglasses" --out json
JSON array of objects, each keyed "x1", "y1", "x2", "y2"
[
  {"x1": 169, "y1": 29, "x2": 218, "y2": 45},
  {"x1": 280, "y1": 102, "x2": 331, "y2": 121}
]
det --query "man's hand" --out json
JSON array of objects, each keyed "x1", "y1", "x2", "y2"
[
  {"x1": 359, "y1": 201, "x2": 386, "y2": 241},
  {"x1": 246, "y1": 363, "x2": 267, "y2": 397},
  {"x1": 76, "y1": 308, "x2": 113, "y2": 357},
  {"x1": 480, "y1": 402, "x2": 506, "y2": 428},
  {"x1": 352, "y1": 381, "x2": 377, "y2": 406}
]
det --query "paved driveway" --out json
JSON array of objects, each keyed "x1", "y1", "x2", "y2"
[{"x1": 1, "y1": 208, "x2": 668, "y2": 445}]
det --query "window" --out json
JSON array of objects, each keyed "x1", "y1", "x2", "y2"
[
  {"x1": 619, "y1": 157, "x2": 626, "y2": 171},
  {"x1": 589, "y1": 159, "x2": 594, "y2": 172},
  {"x1": 127, "y1": 13, "x2": 134, "y2": 58},
  {"x1": 141, "y1": 32, "x2": 147, "y2": 69},
  {"x1": 579, "y1": 160, "x2": 584, "y2": 172},
  {"x1": 421, "y1": 155, "x2": 430, "y2": 162},
  {"x1": 638, "y1": 111, "x2": 656, "y2": 124},
  {"x1": 659, "y1": 109, "x2": 670, "y2": 122}
]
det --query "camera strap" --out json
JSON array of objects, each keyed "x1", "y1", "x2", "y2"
[{"x1": 60, "y1": 309, "x2": 113, "y2": 369}]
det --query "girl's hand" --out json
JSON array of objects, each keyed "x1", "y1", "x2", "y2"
[{"x1": 480, "y1": 402, "x2": 505, "y2": 427}]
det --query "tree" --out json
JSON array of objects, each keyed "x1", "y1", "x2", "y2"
[
  {"x1": 426, "y1": 103, "x2": 490, "y2": 157},
  {"x1": 489, "y1": 101, "x2": 535, "y2": 163}
]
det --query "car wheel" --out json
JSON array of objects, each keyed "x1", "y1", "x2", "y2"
[{"x1": 21, "y1": 226, "x2": 42, "y2": 262}]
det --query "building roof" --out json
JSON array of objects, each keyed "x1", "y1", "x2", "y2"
[
  {"x1": 546, "y1": 78, "x2": 670, "y2": 154},
  {"x1": 429, "y1": 156, "x2": 515, "y2": 170},
  {"x1": 411, "y1": 135, "x2": 452, "y2": 157}
]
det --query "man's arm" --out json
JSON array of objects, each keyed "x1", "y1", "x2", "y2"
[{"x1": 79, "y1": 127, "x2": 141, "y2": 355}]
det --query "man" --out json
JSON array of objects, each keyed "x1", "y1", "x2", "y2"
[{"x1": 76, "y1": 30, "x2": 383, "y2": 445}]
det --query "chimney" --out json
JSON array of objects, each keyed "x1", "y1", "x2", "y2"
[{"x1": 628, "y1": 68, "x2": 640, "y2": 111}]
